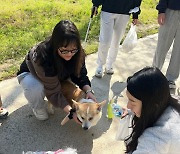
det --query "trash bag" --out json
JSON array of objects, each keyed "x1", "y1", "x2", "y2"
[{"x1": 122, "y1": 24, "x2": 138, "y2": 52}]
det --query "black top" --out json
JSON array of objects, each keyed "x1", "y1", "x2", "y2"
[
  {"x1": 156, "y1": 0, "x2": 180, "y2": 13},
  {"x1": 17, "y1": 45, "x2": 91, "y2": 90},
  {"x1": 92, "y1": 0, "x2": 142, "y2": 19}
]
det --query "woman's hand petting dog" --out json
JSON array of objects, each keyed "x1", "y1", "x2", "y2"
[{"x1": 86, "y1": 92, "x2": 97, "y2": 102}]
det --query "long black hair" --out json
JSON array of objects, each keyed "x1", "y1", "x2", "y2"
[
  {"x1": 35, "y1": 20, "x2": 85, "y2": 80},
  {"x1": 125, "y1": 66, "x2": 180, "y2": 153}
]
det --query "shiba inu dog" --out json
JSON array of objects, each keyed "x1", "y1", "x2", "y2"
[
  {"x1": 47, "y1": 80, "x2": 106, "y2": 130},
  {"x1": 71, "y1": 99, "x2": 106, "y2": 130}
]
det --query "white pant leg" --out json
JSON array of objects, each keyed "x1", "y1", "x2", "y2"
[
  {"x1": 166, "y1": 10, "x2": 180, "y2": 81},
  {"x1": 97, "y1": 11, "x2": 115, "y2": 67},
  {"x1": 106, "y1": 14, "x2": 129, "y2": 69},
  {"x1": 17, "y1": 72, "x2": 46, "y2": 110},
  {"x1": 153, "y1": 9, "x2": 177, "y2": 71}
]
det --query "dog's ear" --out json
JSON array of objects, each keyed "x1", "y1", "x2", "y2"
[
  {"x1": 72, "y1": 99, "x2": 79, "y2": 110},
  {"x1": 97, "y1": 100, "x2": 106, "y2": 111}
]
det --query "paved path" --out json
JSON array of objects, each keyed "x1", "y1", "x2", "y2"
[{"x1": 0, "y1": 34, "x2": 179, "y2": 154}]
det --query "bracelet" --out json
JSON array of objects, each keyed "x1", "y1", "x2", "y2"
[
  {"x1": 85, "y1": 89, "x2": 95, "y2": 94},
  {"x1": 68, "y1": 109, "x2": 76, "y2": 119}
]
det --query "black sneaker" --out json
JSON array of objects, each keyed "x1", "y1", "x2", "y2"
[{"x1": 168, "y1": 81, "x2": 176, "y2": 89}]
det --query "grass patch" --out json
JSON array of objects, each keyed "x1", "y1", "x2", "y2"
[{"x1": 0, "y1": 0, "x2": 160, "y2": 80}]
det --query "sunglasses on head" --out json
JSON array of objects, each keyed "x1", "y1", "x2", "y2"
[{"x1": 58, "y1": 49, "x2": 79, "y2": 54}]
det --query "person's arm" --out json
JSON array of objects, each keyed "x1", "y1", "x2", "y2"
[
  {"x1": 156, "y1": 0, "x2": 168, "y2": 25},
  {"x1": 71, "y1": 63, "x2": 91, "y2": 89},
  {"x1": 92, "y1": 0, "x2": 103, "y2": 7},
  {"x1": 132, "y1": 0, "x2": 142, "y2": 25},
  {"x1": 158, "y1": 13, "x2": 166, "y2": 25},
  {"x1": 132, "y1": 126, "x2": 170, "y2": 153},
  {"x1": 82, "y1": 85, "x2": 96, "y2": 101},
  {"x1": 156, "y1": 0, "x2": 168, "y2": 14},
  {"x1": 91, "y1": 0, "x2": 102, "y2": 16},
  {"x1": 71, "y1": 63, "x2": 96, "y2": 101}
]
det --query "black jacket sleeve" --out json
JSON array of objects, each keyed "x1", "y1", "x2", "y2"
[
  {"x1": 92, "y1": 0, "x2": 103, "y2": 7},
  {"x1": 132, "y1": 0, "x2": 142, "y2": 19},
  {"x1": 156, "y1": 0, "x2": 168, "y2": 13},
  {"x1": 70, "y1": 63, "x2": 91, "y2": 90}
]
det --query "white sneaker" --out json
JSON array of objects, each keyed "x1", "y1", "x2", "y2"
[
  {"x1": 95, "y1": 67, "x2": 103, "y2": 78},
  {"x1": 0, "y1": 108, "x2": 8, "y2": 119},
  {"x1": 32, "y1": 108, "x2": 48, "y2": 121},
  {"x1": 105, "y1": 68, "x2": 114, "y2": 75}
]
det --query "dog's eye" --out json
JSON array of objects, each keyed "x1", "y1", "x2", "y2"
[
  {"x1": 81, "y1": 117, "x2": 84, "y2": 120},
  {"x1": 89, "y1": 117, "x2": 93, "y2": 121}
]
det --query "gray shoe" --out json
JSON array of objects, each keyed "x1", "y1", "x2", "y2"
[
  {"x1": 105, "y1": 68, "x2": 114, "y2": 75},
  {"x1": 95, "y1": 67, "x2": 103, "y2": 78}
]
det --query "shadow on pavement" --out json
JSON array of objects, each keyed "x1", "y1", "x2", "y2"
[
  {"x1": 0, "y1": 105, "x2": 94, "y2": 154},
  {"x1": 90, "y1": 74, "x2": 113, "y2": 137},
  {"x1": 0, "y1": 75, "x2": 115, "y2": 154},
  {"x1": 111, "y1": 81, "x2": 127, "y2": 104}
]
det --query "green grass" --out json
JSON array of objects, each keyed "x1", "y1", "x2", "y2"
[{"x1": 0, "y1": 0, "x2": 159, "y2": 80}]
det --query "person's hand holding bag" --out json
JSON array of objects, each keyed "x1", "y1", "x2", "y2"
[
  {"x1": 115, "y1": 109, "x2": 133, "y2": 141},
  {"x1": 122, "y1": 24, "x2": 138, "y2": 52}
]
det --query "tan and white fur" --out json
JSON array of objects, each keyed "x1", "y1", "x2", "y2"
[{"x1": 47, "y1": 80, "x2": 106, "y2": 130}]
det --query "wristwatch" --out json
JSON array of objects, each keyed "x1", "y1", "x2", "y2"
[{"x1": 85, "y1": 89, "x2": 95, "y2": 95}]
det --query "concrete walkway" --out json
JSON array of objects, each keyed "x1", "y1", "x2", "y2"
[{"x1": 0, "y1": 34, "x2": 179, "y2": 154}]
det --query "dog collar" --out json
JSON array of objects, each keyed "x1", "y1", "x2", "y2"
[{"x1": 77, "y1": 116, "x2": 82, "y2": 123}]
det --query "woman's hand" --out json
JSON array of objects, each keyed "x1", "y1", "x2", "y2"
[
  {"x1": 83, "y1": 85, "x2": 97, "y2": 102},
  {"x1": 132, "y1": 19, "x2": 138, "y2": 25},
  {"x1": 121, "y1": 107, "x2": 129, "y2": 119},
  {"x1": 86, "y1": 92, "x2": 97, "y2": 102},
  {"x1": 158, "y1": 13, "x2": 165, "y2": 25}
]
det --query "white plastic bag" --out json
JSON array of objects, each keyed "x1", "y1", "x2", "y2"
[
  {"x1": 122, "y1": 24, "x2": 138, "y2": 52},
  {"x1": 115, "y1": 114, "x2": 133, "y2": 141}
]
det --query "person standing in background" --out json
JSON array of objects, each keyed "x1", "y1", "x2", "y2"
[
  {"x1": 153, "y1": 0, "x2": 180, "y2": 89},
  {"x1": 92, "y1": 0, "x2": 142, "y2": 78}
]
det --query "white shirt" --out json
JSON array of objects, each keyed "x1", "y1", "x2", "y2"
[{"x1": 133, "y1": 106, "x2": 180, "y2": 154}]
